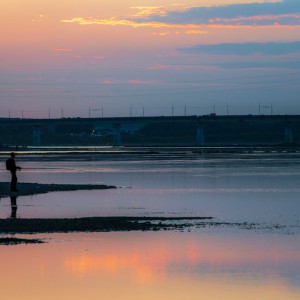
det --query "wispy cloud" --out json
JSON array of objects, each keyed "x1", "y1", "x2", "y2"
[
  {"x1": 62, "y1": 17, "x2": 202, "y2": 30},
  {"x1": 101, "y1": 79, "x2": 161, "y2": 85},
  {"x1": 61, "y1": 1, "x2": 300, "y2": 34},
  {"x1": 181, "y1": 41, "x2": 300, "y2": 55},
  {"x1": 61, "y1": 16, "x2": 296, "y2": 35},
  {"x1": 32, "y1": 14, "x2": 45, "y2": 22},
  {"x1": 26, "y1": 77, "x2": 43, "y2": 81},
  {"x1": 130, "y1": 6, "x2": 168, "y2": 18},
  {"x1": 148, "y1": 64, "x2": 220, "y2": 71},
  {"x1": 49, "y1": 48, "x2": 81, "y2": 59},
  {"x1": 51, "y1": 48, "x2": 73, "y2": 52},
  {"x1": 209, "y1": 13, "x2": 300, "y2": 26},
  {"x1": 148, "y1": 0, "x2": 300, "y2": 26}
]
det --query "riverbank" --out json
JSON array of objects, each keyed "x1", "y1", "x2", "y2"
[
  {"x1": 0, "y1": 216, "x2": 213, "y2": 234},
  {"x1": 0, "y1": 182, "x2": 116, "y2": 198},
  {"x1": 0, "y1": 216, "x2": 214, "y2": 245}
]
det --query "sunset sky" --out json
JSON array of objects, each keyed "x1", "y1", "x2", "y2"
[{"x1": 1, "y1": 0, "x2": 300, "y2": 118}]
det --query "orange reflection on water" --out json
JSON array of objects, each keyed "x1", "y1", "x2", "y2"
[
  {"x1": 63, "y1": 232, "x2": 300, "y2": 286},
  {"x1": 64, "y1": 234, "x2": 181, "y2": 284},
  {"x1": 1, "y1": 231, "x2": 300, "y2": 300}
]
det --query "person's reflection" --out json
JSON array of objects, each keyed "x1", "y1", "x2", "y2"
[{"x1": 10, "y1": 195, "x2": 18, "y2": 218}]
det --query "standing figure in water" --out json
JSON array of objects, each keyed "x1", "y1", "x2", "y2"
[{"x1": 6, "y1": 152, "x2": 22, "y2": 192}]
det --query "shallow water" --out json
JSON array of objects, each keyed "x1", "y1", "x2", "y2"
[
  {"x1": 0, "y1": 152, "x2": 300, "y2": 227},
  {"x1": 0, "y1": 152, "x2": 300, "y2": 299}
]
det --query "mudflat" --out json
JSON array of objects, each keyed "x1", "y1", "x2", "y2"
[
  {"x1": 0, "y1": 181, "x2": 213, "y2": 244},
  {"x1": 0, "y1": 182, "x2": 116, "y2": 198}
]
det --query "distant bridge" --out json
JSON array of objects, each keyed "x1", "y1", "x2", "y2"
[{"x1": 0, "y1": 115, "x2": 299, "y2": 146}]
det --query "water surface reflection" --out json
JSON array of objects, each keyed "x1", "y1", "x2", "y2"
[
  {"x1": 0, "y1": 153, "x2": 300, "y2": 229},
  {"x1": 0, "y1": 231, "x2": 299, "y2": 299},
  {"x1": 1, "y1": 152, "x2": 300, "y2": 299}
]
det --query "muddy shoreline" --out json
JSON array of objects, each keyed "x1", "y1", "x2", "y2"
[
  {"x1": 0, "y1": 216, "x2": 213, "y2": 234},
  {"x1": 0, "y1": 216, "x2": 214, "y2": 245},
  {"x1": 0, "y1": 181, "x2": 214, "y2": 244},
  {"x1": 0, "y1": 182, "x2": 116, "y2": 198}
]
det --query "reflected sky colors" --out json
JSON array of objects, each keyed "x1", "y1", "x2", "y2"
[
  {"x1": 1, "y1": 152, "x2": 300, "y2": 299},
  {"x1": 1, "y1": 152, "x2": 300, "y2": 228},
  {"x1": 0, "y1": 232, "x2": 299, "y2": 299},
  {"x1": 1, "y1": 1, "x2": 300, "y2": 117}
]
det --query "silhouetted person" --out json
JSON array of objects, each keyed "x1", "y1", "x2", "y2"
[
  {"x1": 6, "y1": 152, "x2": 22, "y2": 192},
  {"x1": 10, "y1": 195, "x2": 17, "y2": 218}
]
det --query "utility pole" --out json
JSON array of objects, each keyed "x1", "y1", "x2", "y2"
[{"x1": 271, "y1": 104, "x2": 273, "y2": 116}]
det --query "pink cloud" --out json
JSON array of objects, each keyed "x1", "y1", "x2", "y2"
[
  {"x1": 101, "y1": 79, "x2": 119, "y2": 85},
  {"x1": 50, "y1": 48, "x2": 73, "y2": 52},
  {"x1": 49, "y1": 48, "x2": 81, "y2": 59},
  {"x1": 94, "y1": 55, "x2": 105, "y2": 60}
]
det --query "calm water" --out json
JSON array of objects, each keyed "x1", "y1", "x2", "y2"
[{"x1": 0, "y1": 151, "x2": 300, "y2": 299}]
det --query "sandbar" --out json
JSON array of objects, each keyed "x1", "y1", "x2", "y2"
[{"x1": 0, "y1": 182, "x2": 116, "y2": 198}]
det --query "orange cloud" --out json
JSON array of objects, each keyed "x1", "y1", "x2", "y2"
[
  {"x1": 130, "y1": 4, "x2": 196, "y2": 18},
  {"x1": 62, "y1": 17, "x2": 202, "y2": 30},
  {"x1": 185, "y1": 30, "x2": 208, "y2": 34},
  {"x1": 32, "y1": 14, "x2": 45, "y2": 22},
  {"x1": 131, "y1": 6, "x2": 168, "y2": 18},
  {"x1": 62, "y1": 16, "x2": 300, "y2": 33},
  {"x1": 150, "y1": 31, "x2": 172, "y2": 36}
]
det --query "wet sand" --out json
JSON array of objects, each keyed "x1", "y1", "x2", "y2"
[
  {"x1": 0, "y1": 216, "x2": 213, "y2": 234},
  {"x1": 0, "y1": 182, "x2": 116, "y2": 198},
  {"x1": 0, "y1": 216, "x2": 213, "y2": 245}
]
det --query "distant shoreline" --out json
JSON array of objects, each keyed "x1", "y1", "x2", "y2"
[{"x1": 1, "y1": 145, "x2": 300, "y2": 156}]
